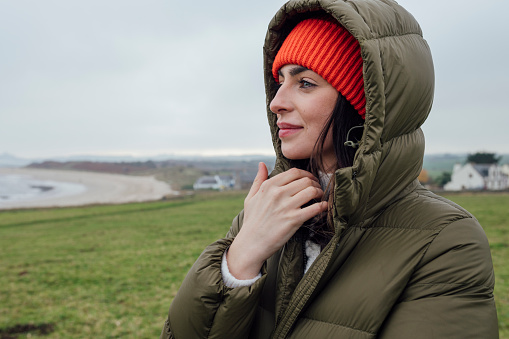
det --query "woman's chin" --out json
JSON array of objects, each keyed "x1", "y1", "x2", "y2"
[{"x1": 281, "y1": 147, "x2": 311, "y2": 161}]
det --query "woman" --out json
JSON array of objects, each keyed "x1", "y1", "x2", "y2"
[{"x1": 161, "y1": 0, "x2": 498, "y2": 338}]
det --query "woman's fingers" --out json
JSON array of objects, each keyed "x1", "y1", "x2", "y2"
[
  {"x1": 299, "y1": 201, "x2": 329, "y2": 221},
  {"x1": 235, "y1": 166, "x2": 329, "y2": 270},
  {"x1": 270, "y1": 167, "x2": 319, "y2": 187},
  {"x1": 292, "y1": 184, "x2": 324, "y2": 203},
  {"x1": 285, "y1": 185, "x2": 325, "y2": 219},
  {"x1": 255, "y1": 168, "x2": 321, "y2": 199},
  {"x1": 246, "y1": 162, "x2": 268, "y2": 201},
  {"x1": 283, "y1": 176, "x2": 323, "y2": 197},
  {"x1": 247, "y1": 167, "x2": 324, "y2": 214}
]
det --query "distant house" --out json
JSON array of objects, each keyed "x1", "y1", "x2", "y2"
[
  {"x1": 193, "y1": 175, "x2": 234, "y2": 191},
  {"x1": 444, "y1": 163, "x2": 509, "y2": 191},
  {"x1": 502, "y1": 164, "x2": 509, "y2": 177}
]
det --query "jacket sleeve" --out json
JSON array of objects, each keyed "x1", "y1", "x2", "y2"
[
  {"x1": 161, "y1": 210, "x2": 267, "y2": 339},
  {"x1": 379, "y1": 217, "x2": 499, "y2": 339}
]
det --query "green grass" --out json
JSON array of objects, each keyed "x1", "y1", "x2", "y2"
[
  {"x1": 0, "y1": 192, "x2": 245, "y2": 338},
  {"x1": 0, "y1": 192, "x2": 507, "y2": 338}
]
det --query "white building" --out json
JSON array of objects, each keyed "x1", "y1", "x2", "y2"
[
  {"x1": 444, "y1": 163, "x2": 509, "y2": 191},
  {"x1": 501, "y1": 164, "x2": 509, "y2": 176},
  {"x1": 193, "y1": 175, "x2": 234, "y2": 191}
]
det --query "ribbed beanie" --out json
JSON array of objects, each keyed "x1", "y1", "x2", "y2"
[{"x1": 272, "y1": 17, "x2": 366, "y2": 118}]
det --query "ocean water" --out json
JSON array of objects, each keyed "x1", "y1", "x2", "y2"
[{"x1": 0, "y1": 174, "x2": 87, "y2": 206}]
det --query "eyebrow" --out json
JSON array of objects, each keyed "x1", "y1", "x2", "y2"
[{"x1": 277, "y1": 66, "x2": 310, "y2": 78}]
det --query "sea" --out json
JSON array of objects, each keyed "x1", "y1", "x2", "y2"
[{"x1": 0, "y1": 173, "x2": 87, "y2": 207}]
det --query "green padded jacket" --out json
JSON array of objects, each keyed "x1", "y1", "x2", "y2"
[{"x1": 161, "y1": 0, "x2": 498, "y2": 338}]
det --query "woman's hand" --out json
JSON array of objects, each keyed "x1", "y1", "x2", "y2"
[{"x1": 226, "y1": 162, "x2": 327, "y2": 279}]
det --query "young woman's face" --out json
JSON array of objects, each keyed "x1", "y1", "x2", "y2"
[{"x1": 270, "y1": 64, "x2": 338, "y2": 170}]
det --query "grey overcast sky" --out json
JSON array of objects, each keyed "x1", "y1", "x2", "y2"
[{"x1": 0, "y1": 0, "x2": 507, "y2": 159}]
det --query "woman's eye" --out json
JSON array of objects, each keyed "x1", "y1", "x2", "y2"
[{"x1": 299, "y1": 80, "x2": 315, "y2": 88}]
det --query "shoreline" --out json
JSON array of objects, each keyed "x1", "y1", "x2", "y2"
[{"x1": 0, "y1": 168, "x2": 176, "y2": 210}]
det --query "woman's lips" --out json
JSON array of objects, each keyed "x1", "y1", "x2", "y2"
[{"x1": 278, "y1": 122, "x2": 303, "y2": 138}]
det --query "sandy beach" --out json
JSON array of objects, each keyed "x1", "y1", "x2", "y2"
[{"x1": 0, "y1": 168, "x2": 176, "y2": 210}]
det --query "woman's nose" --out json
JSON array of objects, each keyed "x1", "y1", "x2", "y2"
[{"x1": 269, "y1": 85, "x2": 291, "y2": 114}]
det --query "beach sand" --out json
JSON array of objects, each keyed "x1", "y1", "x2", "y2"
[{"x1": 0, "y1": 168, "x2": 176, "y2": 210}]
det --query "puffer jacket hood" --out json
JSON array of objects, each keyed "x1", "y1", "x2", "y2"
[{"x1": 263, "y1": 0, "x2": 434, "y2": 226}]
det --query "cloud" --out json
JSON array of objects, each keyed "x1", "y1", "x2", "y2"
[{"x1": 0, "y1": 0, "x2": 507, "y2": 158}]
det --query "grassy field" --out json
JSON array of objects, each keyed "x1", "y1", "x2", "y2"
[{"x1": 0, "y1": 192, "x2": 507, "y2": 338}]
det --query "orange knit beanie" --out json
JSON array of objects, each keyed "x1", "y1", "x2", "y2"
[{"x1": 272, "y1": 17, "x2": 366, "y2": 118}]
